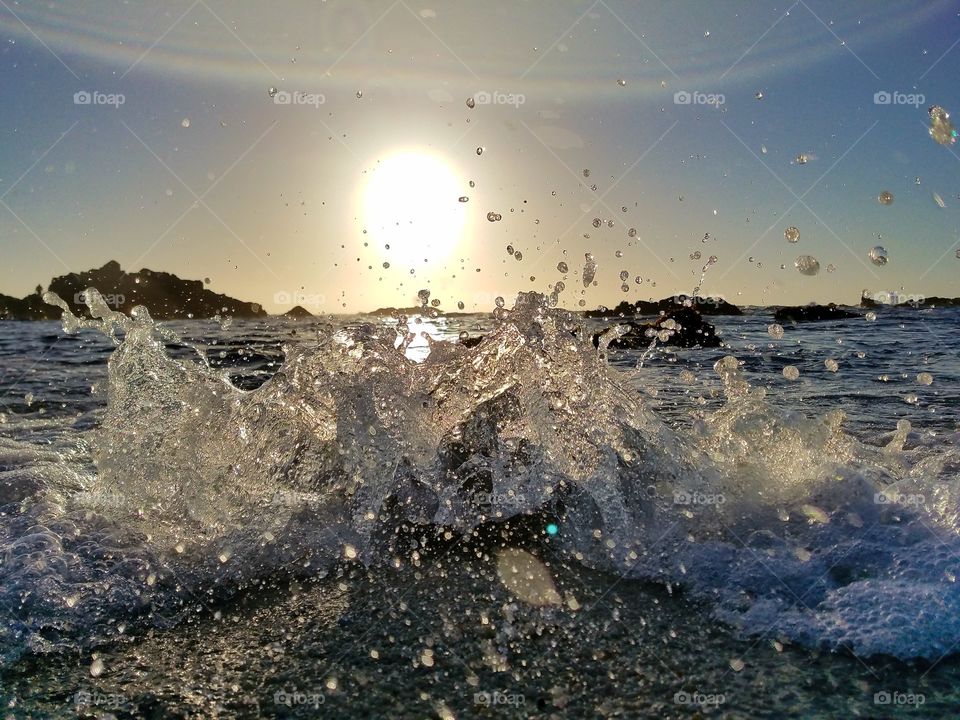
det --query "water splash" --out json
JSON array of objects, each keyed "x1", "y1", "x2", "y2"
[{"x1": 1, "y1": 289, "x2": 958, "y2": 665}]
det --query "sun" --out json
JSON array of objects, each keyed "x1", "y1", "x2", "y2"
[{"x1": 363, "y1": 151, "x2": 467, "y2": 267}]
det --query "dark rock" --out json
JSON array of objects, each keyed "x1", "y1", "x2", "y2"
[
  {"x1": 367, "y1": 306, "x2": 443, "y2": 317},
  {"x1": 915, "y1": 296, "x2": 960, "y2": 308},
  {"x1": 584, "y1": 295, "x2": 742, "y2": 318},
  {"x1": 0, "y1": 290, "x2": 59, "y2": 320},
  {"x1": 1, "y1": 261, "x2": 268, "y2": 320},
  {"x1": 282, "y1": 305, "x2": 314, "y2": 319},
  {"x1": 773, "y1": 303, "x2": 859, "y2": 323},
  {"x1": 593, "y1": 306, "x2": 722, "y2": 349}
]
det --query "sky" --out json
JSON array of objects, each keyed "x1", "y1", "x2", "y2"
[{"x1": 0, "y1": 0, "x2": 958, "y2": 313}]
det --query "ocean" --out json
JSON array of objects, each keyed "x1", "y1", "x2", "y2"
[{"x1": 1, "y1": 293, "x2": 958, "y2": 718}]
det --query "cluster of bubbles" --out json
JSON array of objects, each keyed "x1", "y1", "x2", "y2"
[{"x1": 486, "y1": 211, "x2": 502, "y2": 222}]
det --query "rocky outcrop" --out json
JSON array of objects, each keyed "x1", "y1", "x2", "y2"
[
  {"x1": 593, "y1": 306, "x2": 723, "y2": 349},
  {"x1": 584, "y1": 294, "x2": 742, "y2": 318},
  {"x1": 0, "y1": 261, "x2": 267, "y2": 320},
  {"x1": 773, "y1": 304, "x2": 859, "y2": 323},
  {"x1": 282, "y1": 305, "x2": 314, "y2": 319}
]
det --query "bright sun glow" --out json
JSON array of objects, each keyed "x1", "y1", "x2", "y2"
[{"x1": 363, "y1": 152, "x2": 467, "y2": 267}]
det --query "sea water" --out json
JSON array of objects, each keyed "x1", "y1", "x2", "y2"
[{"x1": 0, "y1": 292, "x2": 958, "y2": 717}]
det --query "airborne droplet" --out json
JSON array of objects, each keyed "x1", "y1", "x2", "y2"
[
  {"x1": 794, "y1": 255, "x2": 820, "y2": 276},
  {"x1": 868, "y1": 246, "x2": 889, "y2": 266},
  {"x1": 878, "y1": 190, "x2": 894, "y2": 205}
]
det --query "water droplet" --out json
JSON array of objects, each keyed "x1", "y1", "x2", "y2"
[
  {"x1": 356, "y1": 90, "x2": 363, "y2": 99},
  {"x1": 592, "y1": 218, "x2": 602, "y2": 228},
  {"x1": 557, "y1": 261, "x2": 568, "y2": 273},
  {"x1": 458, "y1": 196, "x2": 469, "y2": 202},
  {"x1": 343, "y1": 544, "x2": 358, "y2": 559},
  {"x1": 794, "y1": 255, "x2": 820, "y2": 276},
  {"x1": 784, "y1": 226, "x2": 800, "y2": 243},
  {"x1": 755, "y1": 90, "x2": 764, "y2": 100},
  {"x1": 928, "y1": 105, "x2": 957, "y2": 146},
  {"x1": 767, "y1": 323, "x2": 784, "y2": 340},
  {"x1": 729, "y1": 658, "x2": 745, "y2": 672},
  {"x1": 783, "y1": 366, "x2": 800, "y2": 381},
  {"x1": 457, "y1": 301, "x2": 465, "y2": 310},
  {"x1": 486, "y1": 211, "x2": 499, "y2": 222},
  {"x1": 382, "y1": 262, "x2": 390, "y2": 269},
  {"x1": 617, "y1": 78, "x2": 627, "y2": 86},
  {"x1": 90, "y1": 658, "x2": 104, "y2": 677},
  {"x1": 476, "y1": 147, "x2": 483, "y2": 156},
  {"x1": 868, "y1": 245, "x2": 889, "y2": 266},
  {"x1": 465, "y1": 96, "x2": 475, "y2": 109},
  {"x1": 865, "y1": 311, "x2": 877, "y2": 322},
  {"x1": 582, "y1": 253, "x2": 597, "y2": 287},
  {"x1": 619, "y1": 270, "x2": 629, "y2": 281},
  {"x1": 582, "y1": 168, "x2": 591, "y2": 177},
  {"x1": 181, "y1": 117, "x2": 191, "y2": 128},
  {"x1": 268, "y1": 87, "x2": 278, "y2": 98},
  {"x1": 917, "y1": 372, "x2": 933, "y2": 385},
  {"x1": 878, "y1": 190, "x2": 894, "y2": 205},
  {"x1": 627, "y1": 228, "x2": 637, "y2": 238},
  {"x1": 514, "y1": 251, "x2": 523, "y2": 261}
]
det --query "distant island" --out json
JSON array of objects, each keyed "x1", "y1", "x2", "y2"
[{"x1": 0, "y1": 261, "x2": 267, "y2": 321}]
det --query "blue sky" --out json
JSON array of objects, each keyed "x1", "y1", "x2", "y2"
[{"x1": 1, "y1": 1, "x2": 958, "y2": 312}]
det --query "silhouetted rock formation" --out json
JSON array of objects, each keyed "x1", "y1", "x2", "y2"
[
  {"x1": 593, "y1": 306, "x2": 722, "y2": 349},
  {"x1": 0, "y1": 287, "x2": 59, "y2": 320},
  {"x1": 368, "y1": 306, "x2": 444, "y2": 317},
  {"x1": 773, "y1": 304, "x2": 859, "y2": 323},
  {"x1": 584, "y1": 294, "x2": 742, "y2": 318},
  {"x1": 282, "y1": 305, "x2": 314, "y2": 318},
  {"x1": 0, "y1": 261, "x2": 267, "y2": 320}
]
